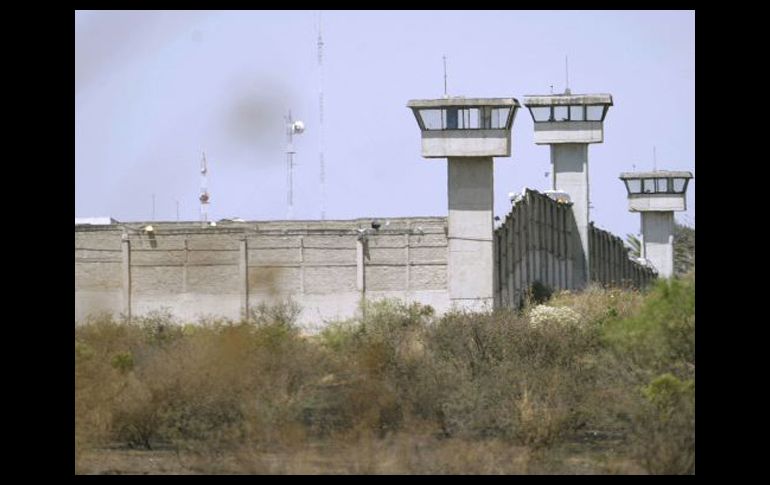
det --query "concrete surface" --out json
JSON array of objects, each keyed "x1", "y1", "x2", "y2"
[
  {"x1": 628, "y1": 194, "x2": 686, "y2": 212},
  {"x1": 534, "y1": 121, "x2": 604, "y2": 145},
  {"x1": 448, "y1": 157, "x2": 494, "y2": 307},
  {"x1": 551, "y1": 144, "x2": 590, "y2": 288},
  {"x1": 421, "y1": 129, "x2": 512, "y2": 158},
  {"x1": 75, "y1": 218, "x2": 450, "y2": 330},
  {"x1": 640, "y1": 211, "x2": 675, "y2": 278}
]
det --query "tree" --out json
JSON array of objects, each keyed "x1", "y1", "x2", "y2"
[
  {"x1": 673, "y1": 223, "x2": 695, "y2": 276},
  {"x1": 626, "y1": 234, "x2": 642, "y2": 259}
]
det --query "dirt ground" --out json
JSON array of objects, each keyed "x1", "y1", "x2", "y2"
[{"x1": 76, "y1": 430, "x2": 647, "y2": 475}]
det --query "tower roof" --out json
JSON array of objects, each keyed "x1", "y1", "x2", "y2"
[
  {"x1": 619, "y1": 171, "x2": 693, "y2": 180},
  {"x1": 523, "y1": 93, "x2": 613, "y2": 106},
  {"x1": 407, "y1": 97, "x2": 520, "y2": 108}
]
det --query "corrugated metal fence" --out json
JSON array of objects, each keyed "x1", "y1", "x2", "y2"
[
  {"x1": 494, "y1": 189, "x2": 656, "y2": 309},
  {"x1": 588, "y1": 222, "x2": 656, "y2": 288}
]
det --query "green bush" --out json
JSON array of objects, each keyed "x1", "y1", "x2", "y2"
[
  {"x1": 248, "y1": 299, "x2": 302, "y2": 328},
  {"x1": 673, "y1": 223, "x2": 695, "y2": 277},
  {"x1": 633, "y1": 373, "x2": 695, "y2": 474},
  {"x1": 604, "y1": 272, "x2": 695, "y2": 378},
  {"x1": 110, "y1": 351, "x2": 134, "y2": 374},
  {"x1": 601, "y1": 273, "x2": 695, "y2": 474},
  {"x1": 525, "y1": 281, "x2": 554, "y2": 306}
]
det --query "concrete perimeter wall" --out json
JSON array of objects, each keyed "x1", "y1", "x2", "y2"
[{"x1": 75, "y1": 217, "x2": 449, "y2": 331}]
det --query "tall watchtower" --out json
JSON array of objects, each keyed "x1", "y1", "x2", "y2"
[
  {"x1": 619, "y1": 170, "x2": 693, "y2": 278},
  {"x1": 407, "y1": 97, "x2": 520, "y2": 310},
  {"x1": 523, "y1": 92, "x2": 613, "y2": 288}
]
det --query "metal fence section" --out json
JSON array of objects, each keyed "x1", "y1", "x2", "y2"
[
  {"x1": 494, "y1": 189, "x2": 656, "y2": 309},
  {"x1": 588, "y1": 222, "x2": 657, "y2": 289}
]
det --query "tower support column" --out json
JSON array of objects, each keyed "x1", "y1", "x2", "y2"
[
  {"x1": 551, "y1": 143, "x2": 589, "y2": 287},
  {"x1": 640, "y1": 211, "x2": 675, "y2": 278},
  {"x1": 448, "y1": 157, "x2": 494, "y2": 310}
]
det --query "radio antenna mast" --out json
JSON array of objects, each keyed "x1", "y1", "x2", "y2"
[
  {"x1": 443, "y1": 55, "x2": 448, "y2": 97},
  {"x1": 318, "y1": 11, "x2": 326, "y2": 220},
  {"x1": 285, "y1": 110, "x2": 305, "y2": 219},
  {"x1": 199, "y1": 151, "x2": 210, "y2": 226}
]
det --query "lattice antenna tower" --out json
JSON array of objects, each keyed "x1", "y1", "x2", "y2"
[
  {"x1": 199, "y1": 151, "x2": 210, "y2": 225},
  {"x1": 286, "y1": 110, "x2": 305, "y2": 219},
  {"x1": 443, "y1": 54, "x2": 448, "y2": 97},
  {"x1": 318, "y1": 11, "x2": 326, "y2": 220}
]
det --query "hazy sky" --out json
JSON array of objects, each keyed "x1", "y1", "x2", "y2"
[{"x1": 75, "y1": 10, "x2": 695, "y2": 238}]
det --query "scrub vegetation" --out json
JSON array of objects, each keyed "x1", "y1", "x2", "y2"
[{"x1": 76, "y1": 272, "x2": 694, "y2": 475}]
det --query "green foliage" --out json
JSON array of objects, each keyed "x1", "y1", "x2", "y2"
[
  {"x1": 317, "y1": 319, "x2": 358, "y2": 352},
  {"x1": 75, "y1": 341, "x2": 95, "y2": 362},
  {"x1": 642, "y1": 373, "x2": 694, "y2": 412},
  {"x1": 603, "y1": 273, "x2": 695, "y2": 376},
  {"x1": 626, "y1": 224, "x2": 694, "y2": 276},
  {"x1": 633, "y1": 372, "x2": 695, "y2": 474},
  {"x1": 248, "y1": 299, "x2": 302, "y2": 329},
  {"x1": 673, "y1": 223, "x2": 695, "y2": 277},
  {"x1": 525, "y1": 281, "x2": 554, "y2": 307},
  {"x1": 137, "y1": 309, "x2": 184, "y2": 346},
  {"x1": 600, "y1": 273, "x2": 695, "y2": 474},
  {"x1": 625, "y1": 234, "x2": 641, "y2": 259},
  {"x1": 111, "y1": 351, "x2": 134, "y2": 374}
]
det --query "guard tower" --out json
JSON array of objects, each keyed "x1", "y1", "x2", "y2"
[
  {"x1": 619, "y1": 170, "x2": 693, "y2": 278},
  {"x1": 407, "y1": 97, "x2": 520, "y2": 310},
  {"x1": 523, "y1": 92, "x2": 613, "y2": 288}
]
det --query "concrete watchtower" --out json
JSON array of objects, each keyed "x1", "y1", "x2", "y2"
[
  {"x1": 523, "y1": 92, "x2": 613, "y2": 288},
  {"x1": 407, "y1": 97, "x2": 520, "y2": 310},
  {"x1": 619, "y1": 171, "x2": 693, "y2": 278}
]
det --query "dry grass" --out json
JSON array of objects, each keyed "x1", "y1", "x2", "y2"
[{"x1": 75, "y1": 276, "x2": 694, "y2": 474}]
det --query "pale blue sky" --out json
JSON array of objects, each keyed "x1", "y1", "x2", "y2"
[{"x1": 75, "y1": 10, "x2": 695, "y2": 238}]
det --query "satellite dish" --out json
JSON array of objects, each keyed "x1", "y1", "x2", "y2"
[{"x1": 292, "y1": 121, "x2": 305, "y2": 134}]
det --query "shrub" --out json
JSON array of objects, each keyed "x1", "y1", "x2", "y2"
[
  {"x1": 248, "y1": 299, "x2": 302, "y2": 328},
  {"x1": 417, "y1": 309, "x2": 598, "y2": 446},
  {"x1": 673, "y1": 223, "x2": 695, "y2": 277},
  {"x1": 601, "y1": 273, "x2": 695, "y2": 474},
  {"x1": 549, "y1": 285, "x2": 645, "y2": 329},
  {"x1": 75, "y1": 302, "x2": 329, "y2": 453},
  {"x1": 137, "y1": 309, "x2": 184, "y2": 346},
  {"x1": 314, "y1": 300, "x2": 434, "y2": 436},
  {"x1": 74, "y1": 279, "x2": 696, "y2": 474},
  {"x1": 525, "y1": 281, "x2": 554, "y2": 306},
  {"x1": 316, "y1": 319, "x2": 358, "y2": 353},
  {"x1": 528, "y1": 305, "x2": 581, "y2": 328},
  {"x1": 603, "y1": 273, "x2": 695, "y2": 378},
  {"x1": 110, "y1": 351, "x2": 134, "y2": 374},
  {"x1": 633, "y1": 373, "x2": 695, "y2": 474}
]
